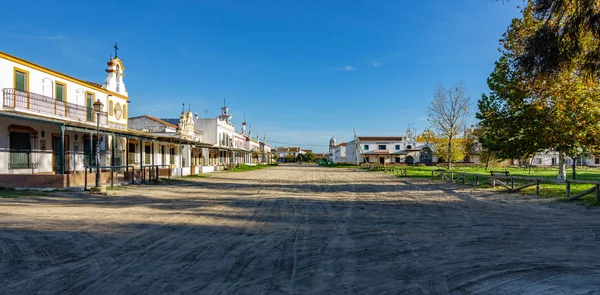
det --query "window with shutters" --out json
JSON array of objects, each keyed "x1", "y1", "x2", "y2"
[
  {"x1": 14, "y1": 69, "x2": 28, "y2": 92},
  {"x1": 55, "y1": 82, "x2": 66, "y2": 102},
  {"x1": 86, "y1": 92, "x2": 94, "y2": 122},
  {"x1": 9, "y1": 132, "x2": 33, "y2": 169}
]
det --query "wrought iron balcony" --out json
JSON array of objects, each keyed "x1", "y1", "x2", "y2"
[{"x1": 2, "y1": 88, "x2": 107, "y2": 126}]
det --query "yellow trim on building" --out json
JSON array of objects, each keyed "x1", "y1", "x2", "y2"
[
  {"x1": 1, "y1": 51, "x2": 128, "y2": 100},
  {"x1": 13, "y1": 66, "x2": 30, "y2": 108}
]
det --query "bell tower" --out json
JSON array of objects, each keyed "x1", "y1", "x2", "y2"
[
  {"x1": 104, "y1": 43, "x2": 128, "y2": 96},
  {"x1": 329, "y1": 136, "x2": 337, "y2": 148}
]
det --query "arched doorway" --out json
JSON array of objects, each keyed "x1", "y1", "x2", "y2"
[
  {"x1": 405, "y1": 155, "x2": 414, "y2": 165},
  {"x1": 420, "y1": 147, "x2": 433, "y2": 166}
]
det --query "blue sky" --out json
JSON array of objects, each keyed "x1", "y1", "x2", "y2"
[{"x1": 1, "y1": 0, "x2": 521, "y2": 152}]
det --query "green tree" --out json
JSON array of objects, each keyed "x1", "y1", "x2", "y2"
[
  {"x1": 304, "y1": 151, "x2": 316, "y2": 162},
  {"x1": 497, "y1": 0, "x2": 600, "y2": 78},
  {"x1": 479, "y1": 1, "x2": 600, "y2": 180},
  {"x1": 427, "y1": 82, "x2": 471, "y2": 169},
  {"x1": 285, "y1": 153, "x2": 295, "y2": 162}
]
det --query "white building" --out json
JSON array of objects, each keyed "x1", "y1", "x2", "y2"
[
  {"x1": 346, "y1": 134, "x2": 433, "y2": 165},
  {"x1": 328, "y1": 137, "x2": 347, "y2": 163},
  {"x1": 276, "y1": 147, "x2": 304, "y2": 162},
  {"x1": 0, "y1": 50, "x2": 134, "y2": 187}
]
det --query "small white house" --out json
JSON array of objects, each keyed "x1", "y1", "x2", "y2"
[
  {"x1": 328, "y1": 137, "x2": 347, "y2": 163},
  {"x1": 345, "y1": 136, "x2": 433, "y2": 165}
]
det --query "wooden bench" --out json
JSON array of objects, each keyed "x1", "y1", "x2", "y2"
[{"x1": 490, "y1": 170, "x2": 510, "y2": 176}]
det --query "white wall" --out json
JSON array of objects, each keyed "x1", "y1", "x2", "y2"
[{"x1": 0, "y1": 54, "x2": 129, "y2": 128}]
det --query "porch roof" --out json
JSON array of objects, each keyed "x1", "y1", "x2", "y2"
[{"x1": 0, "y1": 111, "x2": 212, "y2": 146}]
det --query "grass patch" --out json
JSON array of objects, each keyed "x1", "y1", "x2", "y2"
[
  {"x1": 365, "y1": 165, "x2": 600, "y2": 205},
  {"x1": 0, "y1": 188, "x2": 52, "y2": 198},
  {"x1": 230, "y1": 164, "x2": 277, "y2": 172},
  {"x1": 183, "y1": 174, "x2": 210, "y2": 178},
  {"x1": 105, "y1": 186, "x2": 125, "y2": 191}
]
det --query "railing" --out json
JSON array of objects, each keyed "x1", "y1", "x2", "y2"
[
  {"x1": 9, "y1": 149, "x2": 38, "y2": 169},
  {"x1": 430, "y1": 170, "x2": 600, "y2": 204},
  {"x1": 141, "y1": 164, "x2": 171, "y2": 184},
  {"x1": 2, "y1": 88, "x2": 107, "y2": 125},
  {"x1": 84, "y1": 165, "x2": 135, "y2": 190}
]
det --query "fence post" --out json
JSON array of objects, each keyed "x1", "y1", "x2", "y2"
[
  {"x1": 596, "y1": 183, "x2": 600, "y2": 204},
  {"x1": 566, "y1": 181, "x2": 571, "y2": 199},
  {"x1": 156, "y1": 166, "x2": 159, "y2": 182},
  {"x1": 475, "y1": 175, "x2": 479, "y2": 186},
  {"x1": 111, "y1": 167, "x2": 114, "y2": 187},
  {"x1": 84, "y1": 167, "x2": 88, "y2": 191},
  {"x1": 535, "y1": 179, "x2": 540, "y2": 195},
  {"x1": 462, "y1": 173, "x2": 465, "y2": 185},
  {"x1": 511, "y1": 177, "x2": 514, "y2": 189},
  {"x1": 492, "y1": 178, "x2": 496, "y2": 188}
]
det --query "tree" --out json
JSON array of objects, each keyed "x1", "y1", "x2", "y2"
[
  {"x1": 273, "y1": 154, "x2": 280, "y2": 162},
  {"x1": 497, "y1": 0, "x2": 600, "y2": 78},
  {"x1": 304, "y1": 151, "x2": 316, "y2": 162},
  {"x1": 286, "y1": 153, "x2": 295, "y2": 162},
  {"x1": 416, "y1": 128, "x2": 435, "y2": 143},
  {"x1": 431, "y1": 137, "x2": 468, "y2": 164},
  {"x1": 428, "y1": 82, "x2": 471, "y2": 169},
  {"x1": 479, "y1": 1, "x2": 600, "y2": 180}
]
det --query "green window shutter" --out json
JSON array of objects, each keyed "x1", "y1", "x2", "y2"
[
  {"x1": 86, "y1": 94, "x2": 93, "y2": 121},
  {"x1": 55, "y1": 84, "x2": 64, "y2": 101},
  {"x1": 15, "y1": 72, "x2": 26, "y2": 92}
]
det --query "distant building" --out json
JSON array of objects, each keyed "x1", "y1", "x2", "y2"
[
  {"x1": 276, "y1": 147, "x2": 304, "y2": 162},
  {"x1": 345, "y1": 129, "x2": 433, "y2": 165},
  {"x1": 328, "y1": 137, "x2": 347, "y2": 163}
]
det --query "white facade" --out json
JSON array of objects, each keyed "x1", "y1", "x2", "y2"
[
  {"x1": 346, "y1": 136, "x2": 433, "y2": 165},
  {"x1": 0, "y1": 52, "x2": 129, "y2": 130},
  {"x1": 329, "y1": 144, "x2": 347, "y2": 163}
]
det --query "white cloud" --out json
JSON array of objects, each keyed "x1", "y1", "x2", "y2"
[
  {"x1": 373, "y1": 62, "x2": 382, "y2": 68},
  {"x1": 331, "y1": 65, "x2": 356, "y2": 72}
]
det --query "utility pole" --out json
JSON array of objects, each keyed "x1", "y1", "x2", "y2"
[{"x1": 354, "y1": 128, "x2": 359, "y2": 166}]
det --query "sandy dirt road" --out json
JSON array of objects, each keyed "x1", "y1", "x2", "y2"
[{"x1": 1, "y1": 165, "x2": 600, "y2": 294}]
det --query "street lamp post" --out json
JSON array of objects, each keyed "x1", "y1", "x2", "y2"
[{"x1": 93, "y1": 99, "x2": 104, "y2": 188}]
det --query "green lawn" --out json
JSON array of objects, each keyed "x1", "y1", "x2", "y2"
[
  {"x1": 365, "y1": 165, "x2": 600, "y2": 205},
  {"x1": 0, "y1": 188, "x2": 52, "y2": 198},
  {"x1": 230, "y1": 164, "x2": 277, "y2": 172},
  {"x1": 398, "y1": 165, "x2": 600, "y2": 181}
]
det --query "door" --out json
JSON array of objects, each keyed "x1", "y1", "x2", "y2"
[
  {"x1": 190, "y1": 149, "x2": 196, "y2": 174},
  {"x1": 52, "y1": 136, "x2": 62, "y2": 174},
  {"x1": 379, "y1": 157, "x2": 385, "y2": 165}
]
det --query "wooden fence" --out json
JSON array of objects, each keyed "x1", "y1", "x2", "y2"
[
  {"x1": 363, "y1": 165, "x2": 407, "y2": 176},
  {"x1": 363, "y1": 165, "x2": 600, "y2": 204},
  {"x1": 430, "y1": 170, "x2": 600, "y2": 204}
]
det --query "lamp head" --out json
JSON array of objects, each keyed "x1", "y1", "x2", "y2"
[{"x1": 93, "y1": 99, "x2": 104, "y2": 112}]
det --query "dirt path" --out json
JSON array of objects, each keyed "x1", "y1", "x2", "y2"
[{"x1": 1, "y1": 165, "x2": 600, "y2": 294}]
